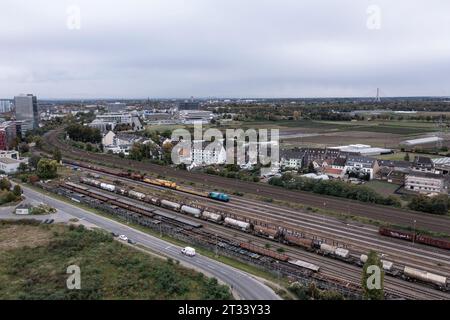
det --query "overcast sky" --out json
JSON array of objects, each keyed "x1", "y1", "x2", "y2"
[{"x1": 1, "y1": 0, "x2": 450, "y2": 99}]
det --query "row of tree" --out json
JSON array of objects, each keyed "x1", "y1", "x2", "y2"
[
  {"x1": 408, "y1": 194, "x2": 449, "y2": 215},
  {"x1": 66, "y1": 124, "x2": 102, "y2": 144},
  {"x1": 269, "y1": 174, "x2": 401, "y2": 207}
]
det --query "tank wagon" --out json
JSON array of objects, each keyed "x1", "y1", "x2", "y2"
[
  {"x1": 360, "y1": 254, "x2": 394, "y2": 272},
  {"x1": 224, "y1": 217, "x2": 252, "y2": 231},
  {"x1": 403, "y1": 266, "x2": 448, "y2": 290}
]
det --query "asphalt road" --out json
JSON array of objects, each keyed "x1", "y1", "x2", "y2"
[{"x1": 16, "y1": 185, "x2": 280, "y2": 300}]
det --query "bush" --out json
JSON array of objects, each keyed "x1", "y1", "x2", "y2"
[{"x1": 408, "y1": 194, "x2": 448, "y2": 215}]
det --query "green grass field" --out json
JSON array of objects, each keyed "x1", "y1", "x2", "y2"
[
  {"x1": 376, "y1": 152, "x2": 442, "y2": 161},
  {"x1": 363, "y1": 180, "x2": 401, "y2": 197},
  {"x1": 0, "y1": 220, "x2": 232, "y2": 300}
]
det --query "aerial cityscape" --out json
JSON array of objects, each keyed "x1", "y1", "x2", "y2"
[{"x1": 1, "y1": 0, "x2": 449, "y2": 313}]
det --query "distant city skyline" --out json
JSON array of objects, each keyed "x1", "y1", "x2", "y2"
[{"x1": 1, "y1": 1, "x2": 450, "y2": 99}]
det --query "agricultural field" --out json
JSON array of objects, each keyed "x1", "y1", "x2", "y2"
[
  {"x1": 0, "y1": 220, "x2": 232, "y2": 300},
  {"x1": 376, "y1": 152, "x2": 443, "y2": 161}
]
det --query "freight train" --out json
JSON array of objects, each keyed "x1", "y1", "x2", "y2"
[
  {"x1": 65, "y1": 160, "x2": 231, "y2": 202},
  {"x1": 78, "y1": 177, "x2": 449, "y2": 292},
  {"x1": 379, "y1": 227, "x2": 450, "y2": 251}
]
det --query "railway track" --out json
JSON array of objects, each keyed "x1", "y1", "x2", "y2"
[
  {"x1": 58, "y1": 180, "x2": 450, "y2": 300},
  {"x1": 74, "y1": 166, "x2": 450, "y2": 277},
  {"x1": 45, "y1": 129, "x2": 450, "y2": 234}
]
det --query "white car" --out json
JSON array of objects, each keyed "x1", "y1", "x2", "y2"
[
  {"x1": 118, "y1": 235, "x2": 128, "y2": 241},
  {"x1": 181, "y1": 247, "x2": 196, "y2": 257}
]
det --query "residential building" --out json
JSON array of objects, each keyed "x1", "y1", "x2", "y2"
[
  {"x1": 280, "y1": 149, "x2": 304, "y2": 169},
  {"x1": 377, "y1": 159, "x2": 411, "y2": 184},
  {"x1": 412, "y1": 156, "x2": 435, "y2": 173},
  {"x1": 345, "y1": 156, "x2": 379, "y2": 179},
  {"x1": 0, "y1": 121, "x2": 17, "y2": 150},
  {"x1": 433, "y1": 157, "x2": 450, "y2": 175},
  {"x1": 191, "y1": 140, "x2": 227, "y2": 166},
  {"x1": 102, "y1": 131, "x2": 116, "y2": 146},
  {"x1": 405, "y1": 172, "x2": 446, "y2": 194},
  {"x1": 280, "y1": 147, "x2": 357, "y2": 170},
  {"x1": 331, "y1": 156, "x2": 347, "y2": 170},
  {"x1": 14, "y1": 94, "x2": 39, "y2": 133},
  {"x1": 0, "y1": 150, "x2": 20, "y2": 160},
  {"x1": 323, "y1": 167, "x2": 345, "y2": 179},
  {"x1": 0, "y1": 158, "x2": 22, "y2": 174}
]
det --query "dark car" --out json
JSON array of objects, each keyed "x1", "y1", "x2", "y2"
[
  {"x1": 111, "y1": 232, "x2": 120, "y2": 237},
  {"x1": 127, "y1": 239, "x2": 137, "y2": 244}
]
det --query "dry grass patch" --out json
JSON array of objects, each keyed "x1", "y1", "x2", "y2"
[{"x1": 0, "y1": 225, "x2": 52, "y2": 250}]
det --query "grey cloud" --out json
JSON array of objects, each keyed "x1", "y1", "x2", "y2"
[{"x1": 0, "y1": 0, "x2": 449, "y2": 98}]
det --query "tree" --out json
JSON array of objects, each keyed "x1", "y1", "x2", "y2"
[
  {"x1": 18, "y1": 162, "x2": 28, "y2": 173},
  {"x1": 0, "y1": 178, "x2": 11, "y2": 190},
  {"x1": 37, "y1": 159, "x2": 58, "y2": 179},
  {"x1": 404, "y1": 153, "x2": 410, "y2": 162},
  {"x1": 307, "y1": 162, "x2": 315, "y2": 173},
  {"x1": 18, "y1": 142, "x2": 30, "y2": 154},
  {"x1": 13, "y1": 185, "x2": 22, "y2": 197},
  {"x1": 66, "y1": 124, "x2": 101, "y2": 143},
  {"x1": 53, "y1": 148, "x2": 62, "y2": 162},
  {"x1": 361, "y1": 250, "x2": 384, "y2": 300},
  {"x1": 29, "y1": 155, "x2": 41, "y2": 170}
]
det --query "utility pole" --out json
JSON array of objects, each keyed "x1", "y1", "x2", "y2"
[
  {"x1": 412, "y1": 220, "x2": 417, "y2": 245},
  {"x1": 215, "y1": 233, "x2": 218, "y2": 257}
]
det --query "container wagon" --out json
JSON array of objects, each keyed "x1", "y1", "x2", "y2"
[{"x1": 288, "y1": 259, "x2": 320, "y2": 272}]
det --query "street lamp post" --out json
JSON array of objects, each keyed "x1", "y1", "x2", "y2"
[{"x1": 412, "y1": 220, "x2": 417, "y2": 245}]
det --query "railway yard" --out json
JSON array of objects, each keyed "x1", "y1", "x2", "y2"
[
  {"x1": 38, "y1": 129, "x2": 450, "y2": 300},
  {"x1": 45, "y1": 129, "x2": 450, "y2": 234}
]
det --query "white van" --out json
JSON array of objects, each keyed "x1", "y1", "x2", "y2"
[{"x1": 181, "y1": 247, "x2": 196, "y2": 257}]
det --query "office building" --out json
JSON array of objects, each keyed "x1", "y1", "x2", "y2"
[
  {"x1": 179, "y1": 99, "x2": 200, "y2": 111},
  {"x1": 14, "y1": 94, "x2": 39, "y2": 133},
  {"x1": 107, "y1": 102, "x2": 126, "y2": 113},
  {"x1": 0, "y1": 100, "x2": 12, "y2": 113}
]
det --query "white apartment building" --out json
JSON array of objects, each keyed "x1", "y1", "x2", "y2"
[{"x1": 405, "y1": 172, "x2": 446, "y2": 194}]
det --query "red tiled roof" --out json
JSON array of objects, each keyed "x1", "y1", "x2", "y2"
[{"x1": 324, "y1": 168, "x2": 343, "y2": 175}]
